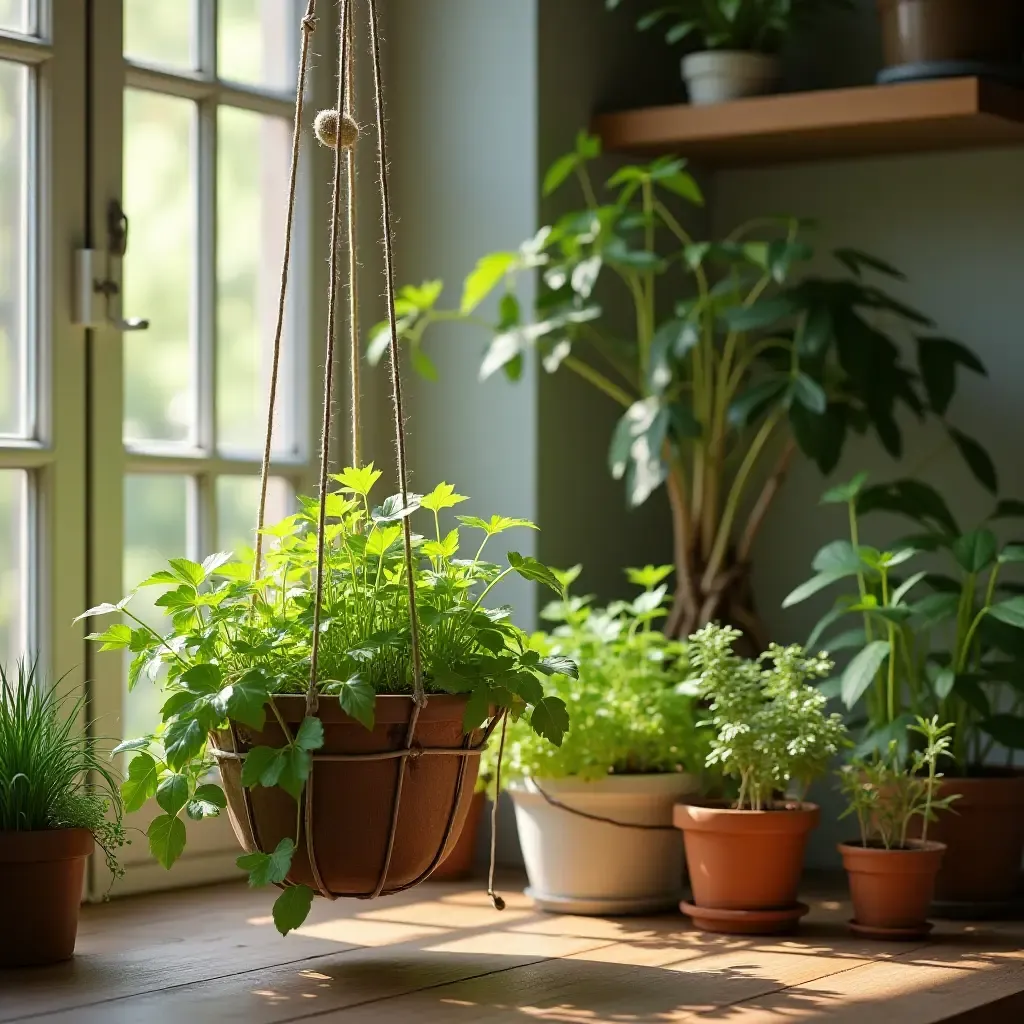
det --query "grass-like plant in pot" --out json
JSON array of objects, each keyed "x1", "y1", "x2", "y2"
[
  {"x1": 0, "y1": 661, "x2": 127, "y2": 967},
  {"x1": 605, "y1": 0, "x2": 852, "y2": 104},
  {"x1": 786, "y1": 471, "x2": 1024, "y2": 908},
  {"x1": 673, "y1": 623, "x2": 846, "y2": 935},
  {"x1": 373, "y1": 132, "x2": 988, "y2": 650},
  {"x1": 82, "y1": 468, "x2": 572, "y2": 934},
  {"x1": 484, "y1": 565, "x2": 708, "y2": 915},
  {"x1": 838, "y1": 717, "x2": 958, "y2": 939}
]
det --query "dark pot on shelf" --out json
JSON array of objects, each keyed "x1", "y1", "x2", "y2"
[
  {"x1": 839, "y1": 839, "x2": 945, "y2": 939},
  {"x1": 213, "y1": 694, "x2": 483, "y2": 898},
  {"x1": 0, "y1": 828, "x2": 93, "y2": 967},
  {"x1": 877, "y1": 0, "x2": 1024, "y2": 68},
  {"x1": 430, "y1": 789, "x2": 486, "y2": 881},
  {"x1": 673, "y1": 801, "x2": 819, "y2": 935}
]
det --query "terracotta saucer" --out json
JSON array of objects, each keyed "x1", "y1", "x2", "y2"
[
  {"x1": 848, "y1": 919, "x2": 933, "y2": 941},
  {"x1": 680, "y1": 901, "x2": 809, "y2": 935}
]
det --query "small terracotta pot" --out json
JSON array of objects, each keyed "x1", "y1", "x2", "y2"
[
  {"x1": 0, "y1": 828, "x2": 93, "y2": 967},
  {"x1": 673, "y1": 802, "x2": 819, "y2": 933},
  {"x1": 912, "y1": 773, "x2": 1024, "y2": 905},
  {"x1": 877, "y1": 0, "x2": 1024, "y2": 68},
  {"x1": 214, "y1": 694, "x2": 483, "y2": 898},
  {"x1": 430, "y1": 789, "x2": 486, "y2": 881},
  {"x1": 839, "y1": 839, "x2": 945, "y2": 935}
]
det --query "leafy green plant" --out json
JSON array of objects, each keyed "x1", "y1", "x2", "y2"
[
  {"x1": 786, "y1": 472, "x2": 1024, "y2": 771},
  {"x1": 486, "y1": 565, "x2": 707, "y2": 783},
  {"x1": 605, "y1": 0, "x2": 850, "y2": 53},
  {"x1": 838, "y1": 717, "x2": 958, "y2": 849},
  {"x1": 0, "y1": 660, "x2": 127, "y2": 883},
  {"x1": 687, "y1": 622, "x2": 845, "y2": 809},
  {"x1": 81, "y1": 467, "x2": 573, "y2": 934},
  {"x1": 371, "y1": 131, "x2": 987, "y2": 646}
]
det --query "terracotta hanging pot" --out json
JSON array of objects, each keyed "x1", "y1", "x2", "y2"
[
  {"x1": 0, "y1": 828, "x2": 93, "y2": 967},
  {"x1": 910, "y1": 772, "x2": 1024, "y2": 909},
  {"x1": 839, "y1": 839, "x2": 945, "y2": 939},
  {"x1": 213, "y1": 694, "x2": 485, "y2": 898},
  {"x1": 673, "y1": 801, "x2": 819, "y2": 934},
  {"x1": 430, "y1": 789, "x2": 486, "y2": 881},
  {"x1": 877, "y1": 0, "x2": 1024, "y2": 68}
]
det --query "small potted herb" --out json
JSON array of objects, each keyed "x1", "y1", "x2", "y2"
[
  {"x1": 490, "y1": 566, "x2": 707, "y2": 915},
  {"x1": 0, "y1": 662, "x2": 126, "y2": 967},
  {"x1": 674, "y1": 623, "x2": 846, "y2": 935},
  {"x1": 606, "y1": 0, "x2": 851, "y2": 103},
  {"x1": 838, "y1": 717, "x2": 958, "y2": 939},
  {"x1": 82, "y1": 468, "x2": 571, "y2": 934}
]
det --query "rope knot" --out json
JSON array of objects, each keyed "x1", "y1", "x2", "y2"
[
  {"x1": 314, "y1": 109, "x2": 359, "y2": 150},
  {"x1": 407, "y1": 745, "x2": 423, "y2": 762},
  {"x1": 301, "y1": 14, "x2": 317, "y2": 32}
]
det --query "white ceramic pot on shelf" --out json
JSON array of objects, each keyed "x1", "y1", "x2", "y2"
[
  {"x1": 508, "y1": 772, "x2": 700, "y2": 916},
  {"x1": 682, "y1": 50, "x2": 782, "y2": 105}
]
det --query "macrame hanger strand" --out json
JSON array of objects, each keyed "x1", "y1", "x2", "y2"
[
  {"x1": 252, "y1": 0, "x2": 317, "y2": 582},
  {"x1": 345, "y1": 4, "x2": 361, "y2": 467}
]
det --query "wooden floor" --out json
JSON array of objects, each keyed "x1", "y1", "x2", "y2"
[{"x1": 3, "y1": 873, "x2": 1024, "y2": 1023}]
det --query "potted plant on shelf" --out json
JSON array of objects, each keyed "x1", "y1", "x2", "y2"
[
  {"x1": 673, "y1": 623, "x2": 846, "y2": 935},
  {"x1": 786, "y1": 471, "x2": 1024, "y2": 913},
  {"x1": 81, "y1": 469, "x2": 572, "y2": 935},
  {"x1": 371, "y1": 133, "x2": 989, "y2": 649},
  {"x1": 605, "y1": 0, "x2": 852, "y2": 103},
  {"x1": 486, "y1": 565, "x2": 708, "y2": 915},
  {"x1": 877, "y1": 0, "x2": 1024, "y2": 86},
  {"x1": 838, "y1": 717, "x2": 958, "y2": 939},
  {"x1": 0, "y1": 661, "x2": 127, "y2": 967}
]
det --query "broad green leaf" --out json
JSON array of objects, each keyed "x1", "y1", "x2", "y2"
[
  {"x1": 168, "y1": 558, "x2": 205, "y2": 587},
  {"x1": 841, "y1": 641, "x2": 890, "y2": 708},
  {"x1": 910, "y1": 592, "x2": 960, "y2": 630},
  {"x1": 273, "y1": 884, "x2": 315, "y2": 936},
  {"x1": 201, "y1": 551, "x2": 235, "y2": 577},
  {"x1": 950, "y1": 428, "x2": 998, "y2": 495},
  {"x1": 277, "y1": 746, "x2": 313, "y2": 800},
  {"x1": 333, "y1": 464, "x2": 382, "y2": 497},
  {"x1": 163, "y1": 716, "x2": 206, "y2": 772},
  {"x1": 180, "y1": 663, "x2": 222, "y2": 695},
  {"x1": 991, "y1": 499, "x2": 1024, "y2": 520},
  {"x1": 88, "y1": 623, "x2": 133, "y2": 651},
  {"x1": 819, "y1": 627, "x2": 868, "y2": 652},
  {"x1": 834, "y1": 247, "x2": 906, "y2": 281},
  {"x1": 480, "y1": 331, "x2": 523, "y2": 379},
  {"x1": 372, "y1": 492, "x2": 422, "y2": 524},
  {"x1": 892, "y1": 571, "x2": 928, "y2": 606},
  {"x1": 543, "y1": 153, "x2": 579, "y2": 197},
  {"x1": 655, "y1": 170, "x2": 703, "y2": 205},
  {"x1": 420, "y1": 482, "x2": 470, "y2": 513},
  {"x1": 461, "y1": 252, "x2": 517, "y2": 314},
  {"x1": 932, "y1": 666, "x2": 956, "y2": 699},
  {"x1": 917, "y1": 337, "x2": 986, "y2": 415},
  {"x1": 241, "y1": 745, "x2": 285, "y2": 789},
  {"x1": 625, "y1": 564, "x2": 673, "y2": 589},
  {"x1": 791, "y1": 374, "x2": 827, "y2": 415},
  {"x1": 821, "y1": 472, "x2": 868, "y2": 505},
  {"x1": 1000, "y1": 544, "x2": 1024, "y2": 564},
  {"x1": 463, "y1": 687, "x2": 490, "y2": 732},
  {"x1": 721, "y1": 294, "x2": 800, "y2": 332},
  {"x1": 811, "y1": 540, "x2": 862, "y2": 574},
  {"x1": 952, "y1": 528, "x2": 998, "y2": 574},
  {"x1": 295, "y1": 716, "x2": 325, "y2": 752},
  {"x1": 807, "y1": 603, "x2": 852, "y2": 649},
  {"x1": 187, "y1": 783, "x2": 227, "y2": 820},
  {"x1": 728, "y1": 378, "x2": 788, "y2": 428},
  {"x1": 538, "y1": 654, "x2": 579, "y2": 679},
  {"x1": 782, "y1": 570, "x2": 856, "y2": 608},
  {"x1": 608, "y1": 397, "x2": 670, "y2": 507},
  {"x1": 854, "y1": 714, "x2": 914, "y2": 761},
  {"x1": 857, "y1": 479, "x2": 958, "y2": 535},
  {"x1": 237, "y1": 837, "x2": 296, "y2": 888},
  {"x1": 148, "y1": 814, "x2": 187, "y2": 869},
  {"x1": 366, "y1": 524, "x2": 403, "y2": 558},
  {"x1": 458, "y1": 514, "x2": 537, "y2": 536},
  {"x1": 513, "y1": 673, "x2": 544, "y2": 705},
  {"x1": 121, "y1": 751, "x2": 159, "y2": 812},
  {"x1": 218, "y1": 669, "x2": 272, "y2": 730},
  {"x1": 508, "y1": 551, "x2": 563, "y2": 596},
  {"x1": 156, "y1": 773, "x2": 190, "y2": 816},
  {"x1": 530, "y1": 696, "x2": 570, "y2": 747},
  {"x1": 74, "y1": 596, "x2": 133, "y2": 623},
  {"x1": 111, "y1": 736, "x2": 150, "y2": 756},
  {"x1": 989, "y1": 597, "x2": 1024, "y2": 629},
  {"x1": 324, "y1": 676, "x2": 376, "y2": 730}
]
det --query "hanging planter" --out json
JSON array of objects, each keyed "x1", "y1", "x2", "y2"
[
  {"x1": 80, "y1": 0, "x2": 573, "y2": 937},
  {"x1": 430, "y1": 789, "x2": 487, "y2": 882}
]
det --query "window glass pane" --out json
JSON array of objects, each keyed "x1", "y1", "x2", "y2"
[
  {"x1": 0, "y1": 470, "x2": 27, "y2": 668},
  {"x1": 217, "y1": 107, "x2": 297, "y2": 456},
  {"x1": 123, "y1": 474, "x2": 190, "y2": 739},
  {"x1": 123, "y1": 0, "x2": 195, "y2": 71},
  {"x1": 0, "y1": 0, "x2": 29, "y2": 34},
  {"x1": 216, "y1": 476, "x2": 292, "y2": 558},
  {"x1": 218, "y1": 0, "x2": 295, "y2": 91},
  {"x1": 123, "y1": 90, "x2": 196, "y2": 446},
  {"x1": 0, "y1": 61, "x2": 28, "y2": 439}
]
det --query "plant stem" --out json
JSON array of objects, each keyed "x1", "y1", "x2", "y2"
[{"x1": 562, "y1": 356, "x2": 634, "y2": 408}]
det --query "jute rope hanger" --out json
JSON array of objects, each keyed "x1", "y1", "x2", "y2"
[{"x1": 238, "y1": 0, "x2": 507, "y2": 910}]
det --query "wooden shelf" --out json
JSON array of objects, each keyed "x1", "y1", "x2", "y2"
[{"x1": 592, "y1": 77, "x2": 1024, "y2": 168}]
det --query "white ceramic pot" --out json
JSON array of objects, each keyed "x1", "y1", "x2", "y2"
[
  {"x1": 509, "y1": 773, "x2": 699, "y2": 915},
  {"x1": 681, "y1": 50, "x2": 782, "y2": 105}
]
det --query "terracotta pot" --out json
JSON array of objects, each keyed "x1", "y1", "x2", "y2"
[
  {"x1": 877, "y1": 0, "x2": 1024, "y2": 68},
  {"x1": 839, "y1": 839, "x2": 945, "y2": 935},
  {"x1": 511, "y1": 773, "x2": 700, "y2": 915},
  {"x1": 673, "y1": 802, "x2": 819, "y2": 932},
  {"x1": 0, "y1": 828, "x2": 93, "y2": 967},
  {"x1": 912, "y1": 773, "x2": 1024, "y2": 904},
  {"x1": 214, "y1": 694, "x2": 482, "y2": 898},
  {"x1": 430, "y1": 789, "x2": 486, "y2": 881}
]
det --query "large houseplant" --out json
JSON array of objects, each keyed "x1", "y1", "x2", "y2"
[
  {"x1": 786, "y1": 472, "x2": 1024, "y2": 909},
  {"x1": 838, "y1": 717, "x2": 958, "y2": 938},
  {"x1": 0, "y1": 661, "x2": 126, "y2": 967},
  {"x1": 674, "y1": 623, "x2": 846, "y2": 935},
  {"x1": 82, "y1": 468, "x2": 572, "y2": 934},
  {"x1": 606, "y1": 0, "x2": 851, "y2": 103},
  {"x1": 372, "y1": 132, "x2": 989, "y2": 648},
  {"x1": 489, "y1": 565, "x2": 707, "y2": 915}
]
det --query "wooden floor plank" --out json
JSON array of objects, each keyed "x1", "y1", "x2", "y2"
[{"x1": 3, "y1": 878, "x2": 1024, "y2": 1024}]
